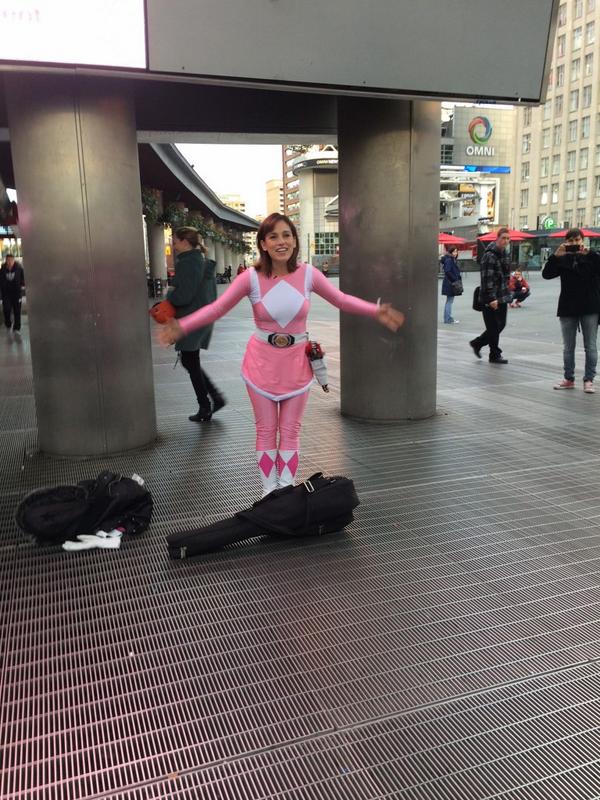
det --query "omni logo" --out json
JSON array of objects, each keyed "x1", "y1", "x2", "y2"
[{"x1": 465, "y1": 116, "x2": 495, "y2": 156}]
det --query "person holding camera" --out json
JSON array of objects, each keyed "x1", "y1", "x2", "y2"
[
  {"x1": 469, "y1": 227, "x2": 511, "y2": 363},
  {"x1": 542, "y1": 227, "x2": 600, "y2": 393}
]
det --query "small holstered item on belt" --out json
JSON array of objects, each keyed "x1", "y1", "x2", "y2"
[{"x1": 149, "y1": 300, "x2": 176, "y2": 324}]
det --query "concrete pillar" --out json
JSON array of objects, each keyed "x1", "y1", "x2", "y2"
[
  {"x1": 214, "y1": 240, "x2": 225, "y2": 274},
  {"x1": 206, "y1": 238, "x2": 216, "y2": 260},
  {"x1": 148, "y1": 225, "x2": 167, "y2": 280},
  {"x1": 5, "y1": 74, "x2": 157, "y2": 455},
  {"x1": 337, "y1": 98, "x2": 440, "y2": 421}
]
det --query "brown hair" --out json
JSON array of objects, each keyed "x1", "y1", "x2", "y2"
[
  {"x1": 565, "y1": 227, "x2": 583, "y2": 240},
  {"x1": 174, "y1": 226, "x2": 200, "y2": 249},
  {"x1": 255, "y1": 213, "x2": 299, "y2": 276},
  {"x1": 496, "y1": 227, "x2": 510, "y2": 238}
]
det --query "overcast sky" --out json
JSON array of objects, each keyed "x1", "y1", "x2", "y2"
[{"x1": 176, "y1": 143, "x2": 284, "y2": 219}]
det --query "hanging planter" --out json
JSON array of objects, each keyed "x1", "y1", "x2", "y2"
[
  {"x1": 158, "y1": 203, "x2": 188, "y2": 228},
  {"x1": 141, "y1": 188, "x2": 161, "y2": 225}
]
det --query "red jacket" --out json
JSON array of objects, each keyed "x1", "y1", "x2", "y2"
[{"x1": 508, "y1": 274, "x2": 529, "y2": 293}]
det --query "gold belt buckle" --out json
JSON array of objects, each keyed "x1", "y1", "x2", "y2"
[{"x1": 269, "y1": 333, "x2": 294, "y2": 348}]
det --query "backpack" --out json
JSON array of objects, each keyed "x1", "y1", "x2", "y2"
[
  {"x1": 15, "y1": 471, "x2": 153, "y2": 544},
  {"x1": 167, "y1": 472, "x2": 360, "y2": 559}
]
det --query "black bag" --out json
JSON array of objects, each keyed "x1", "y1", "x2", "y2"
[
  {"x1": 167, "y1": 472, "x2": 359, "y2": 559},
  {"x1": 15, "y1": 470, "x2": 153, "y2": 543},
  {"x1": 472, "y1": 286, "x2": 484, "y2": 311},
  {"x1": 451, "y1": 279, "x2": 463, "y2": 296}
]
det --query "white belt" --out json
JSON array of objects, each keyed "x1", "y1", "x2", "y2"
[{"x1": 254, "y1": 329, "x2": 308, "y2": 348}]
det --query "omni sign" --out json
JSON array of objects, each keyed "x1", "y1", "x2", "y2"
[{"x1": 465, "y1": 116, "x2": 495, "y2": 157}]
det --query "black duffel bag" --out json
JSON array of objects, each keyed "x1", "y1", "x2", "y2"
[
  {"x1": 167, "y1": 472, "x2": 359, "y2": 559},
  {"x1": 16, "y1": 470, "x2": 153, "y2": 544}
]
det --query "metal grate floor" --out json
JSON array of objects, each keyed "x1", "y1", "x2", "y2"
[{"x1": 3, "y1": 275, "x2": 600, "y2": 798}]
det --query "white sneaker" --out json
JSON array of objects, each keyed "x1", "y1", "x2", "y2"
[{"x1": 584, "y1": 380, "x2": 596, "y2": 394}]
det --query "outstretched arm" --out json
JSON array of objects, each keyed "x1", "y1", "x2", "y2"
[
  {"x1": 311, "y1": 268, "x2": 404, "y2": 331},
  {"x1": 159, "y1": 270, "x2": 250, "y2": 344}
]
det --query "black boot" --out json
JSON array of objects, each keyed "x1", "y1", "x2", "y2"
[
  {"x1": 189, "y1": 407, "x2": 212, "y2": 422},
  {"x1": 211, "y1": 393, "x2": 226, "y2": 414}
]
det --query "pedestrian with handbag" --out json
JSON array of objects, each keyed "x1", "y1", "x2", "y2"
[
  {"x1": 469, "y1": 227, "x2": 511, "y2": 364},
  {"x1": 440, "y1": 246, "x2": 462, "y2": 324}
]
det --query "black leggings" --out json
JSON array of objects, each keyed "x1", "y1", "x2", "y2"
[
  {"x1": 179, "y1": 350, "x2": 220, "y2": 411},
  {"x1": 2, "y1": 295, "x2": 21, "y2": 330}
]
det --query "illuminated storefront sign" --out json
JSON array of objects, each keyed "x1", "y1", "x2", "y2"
[{"x1": 0, "y1": 1, "x2": 146, "y2": 69}]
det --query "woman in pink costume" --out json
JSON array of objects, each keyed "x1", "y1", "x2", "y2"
[{"x1": 160, "y1": 213, "x2": 404, "y2": 496}]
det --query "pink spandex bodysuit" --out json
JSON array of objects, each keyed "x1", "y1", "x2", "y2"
[{"x1": 178, "y1": 263, "x2": 379, "y2": 495}]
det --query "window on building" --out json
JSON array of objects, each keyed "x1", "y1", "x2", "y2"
[
  {"x1": 543, "y1": 101, "x2": 551, "y2": 121},
  {"x1": 542, "y1": 128, "x2": 550, "y2": 148},
  {"x1": 569, "y1": 120, "x2": 578, "y2": 141},
  {"x1": 589, "y1": 0, "x2": 596, "y2": 13},
  {"x1": 565, "y1": 209, "x2": 573, "y2": 225},
  {"x1": 572, "y1": 58, "x2": 581, "y2": 81},
  {"x1": 314, "y1": 231, "x2": 339, "y2": 256},
  {"x1": 521, "y1": 162, "x2": 530, "y2": 180},
  {"x1": 574, "y1": 27, "x2": 583, "y2": 49},
  {"x1": 570, "y1": 88, "x2": 580, "y2": 111},
  {"x1": 552, "y1": 183, "x2": 560, "y2": 204},
  {"x1": 586, "y1": 20, "x2": 595, "y2": 44},
  {"x1": 558, "y1": 3, "x2": 567, "y2": 25},
  {"x1": 580, "y1": 147, "x2": 589, "y2": 169},
  {"x1": 519, "y1": 215, "x2": 528, "y2": 228},
  {"x1": 555, "y1": 95, "x2": 564, "y2": 115},
  {"x1": 554, "y1": 124, "x2": 562, "y2": 146},
  {"x1": 594, "y1": 207, "x2": 600, "y2": 227},
  {"x1": 520, "y1": 188, "x2": 529, "y2": 208},
  {"x1": 578, "y1": 179, "x2": 588, "y2": 199},
  {"x1": 567, "y1": 150, "x2": 577, "y2": 171},
  {"x1": 540, "y1": 185, "x2": 549, "y2": 204},
  {"x1": 595, "y1": 144, "x2": 600, "y2": 165},
  {"x1": 557, "y1": 34, "x2": 566, "y2": 57},
  {"x1": 583, "y1": 85, "x2": 593, "y2": 107},
  {"x1": 585, "y1": 53, "x2": 594, "y2": 76},
  {"x1": 523, "y1": 106, "x2": 532, "y2": 126},
  {"x1": 541, "y1": 157, "x2": 550, "y2": 177},
  {"x1": 552, "y1": 154, "x2": 561, "y2": 175},
  {"x1": 522, "y1": 133, "x2": 531, "y2": 154},
  {"x1": 575, "y1": 0, "x2": 583, "y2": 18},
  {"x1": 595, "y1": 175, "x2": 600, "y2": 195},
  {"x1": 577, "y1": 207, "x2": 586, "y2": 225},
  {"x1": 566, "y1": 180, "x2": 575, "y2": 201},
  {"x1": 441, "y1": 144, "x2": 454, "y2": 164},
  {"x1": 582, "y1": 115, "x2": 591, "y2": 138},
  {"x1": 557, "y1": 64, "x2": 566, "y2": 86}
]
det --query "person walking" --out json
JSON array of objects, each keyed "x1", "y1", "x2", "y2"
[
  {"x1": 542, "y1": 227, "x2": 600, "y2": 393},
  {"x1": 159, "y1": 213, "x2": 404, "y2": 497},
  {"x1": 469, "y1": 227, "x2": 511, "y2": 364},
  {"x1": 168, "y1": 227, "x2": 226, "y2": 422},
  {"x1": 0, "y1": 254, "x2": 25, "y2": 332},
  {"x1": 440, "y1": 246, "x2": 461, "y2": 324}
]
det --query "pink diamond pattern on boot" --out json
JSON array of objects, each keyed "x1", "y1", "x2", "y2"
[
  {"x1": 287, "y1": 452, "x2": 299, "y2": 476},
  {"x1": 258, "y1": 452, "x2": 275, "y2": 477}
]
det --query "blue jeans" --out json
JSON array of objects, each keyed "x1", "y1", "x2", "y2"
[
  {"x1": 443, "y1": 296, "x2": 454, "y2": 323},
  {"x1": 560, "y1": 314, "x2": 599, "y2": 382}
]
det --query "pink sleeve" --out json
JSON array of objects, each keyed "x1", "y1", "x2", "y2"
[
  {"x1": 311, "y1": 267, "x2": 379, "y2": 318},
  {"x1": 178, "y1": 270, "x2": 251, "y2": 336}
]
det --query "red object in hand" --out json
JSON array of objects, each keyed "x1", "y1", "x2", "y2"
[
  {"x1": 306, "y1": 340, "x2": 326, "y2": 360},
  {"x1": 149, "y1": 300, "x2": 176, "y2": 324}
]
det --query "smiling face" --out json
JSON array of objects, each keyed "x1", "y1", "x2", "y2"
[{"x1": 259, "y1": 220, "x2": 297, "y2": 265}]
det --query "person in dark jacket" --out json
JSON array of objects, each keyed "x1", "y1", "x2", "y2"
[
  {"x1": 168, "y1": 227, "x2": 226, "y2": 422},
  {"x1": 469, "y1": 227, "x2": 511, "y2": 364},
  {"x1": 0, "y1": 254, "x2": 25, "y2": 332},
  {"x1": 440, "y1": 246, "x2": 461, "y2": 324},
  {"x1": 542, "y1": 227, "x2": 600, "y2": 393}
]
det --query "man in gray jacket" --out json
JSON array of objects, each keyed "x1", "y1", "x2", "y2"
[{"x1": 470, "y1": 227, "x2": 511, "y2": 364}]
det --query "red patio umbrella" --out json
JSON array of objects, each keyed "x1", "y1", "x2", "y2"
[
  {"x1": 548, "y1": 228, "x2": 600, "y2": 238},
  {"x1": 477, "y1": 229, "x2": 535, "y2": 241},
  {"x1": 438, "y1": 232, "x2": 467, "y2": 245}
]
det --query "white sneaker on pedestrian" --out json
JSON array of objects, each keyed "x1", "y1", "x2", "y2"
[{"x1": 584, "y1": 380, "x2": 596, "y2": 393}]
